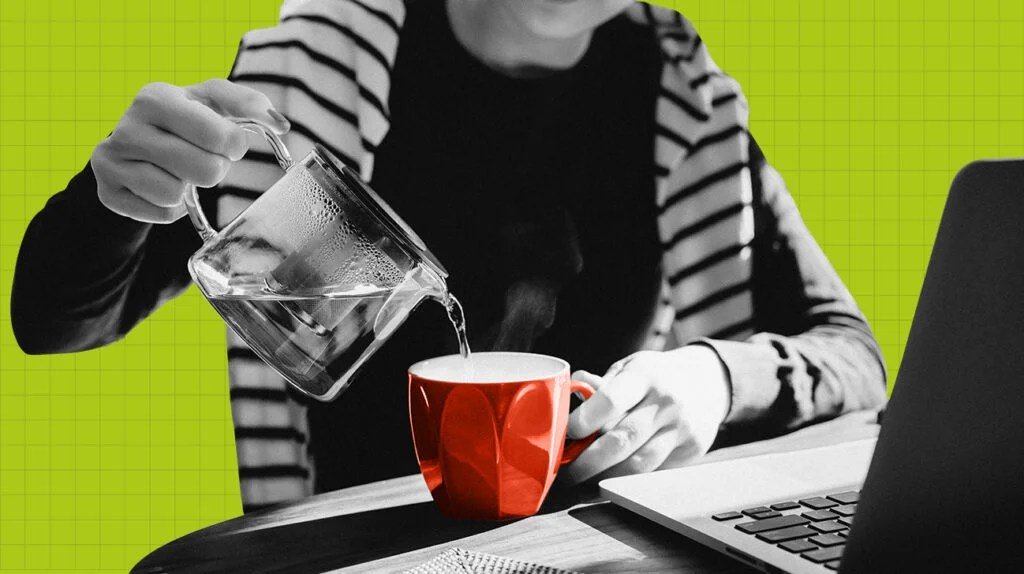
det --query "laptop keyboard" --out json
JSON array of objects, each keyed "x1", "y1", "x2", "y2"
[{"x1": 711, "y1": 490, "x2": 859, "y2": 570}]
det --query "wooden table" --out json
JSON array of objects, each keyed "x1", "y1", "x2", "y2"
[{"x1": 133, "y1": 411, "x2": 879, "y2": 573}]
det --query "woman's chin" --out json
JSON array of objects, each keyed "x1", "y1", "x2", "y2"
[{"x1": 509, "y1": 0, "x2": 633, "y2": 39}]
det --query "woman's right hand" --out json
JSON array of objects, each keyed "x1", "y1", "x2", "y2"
[{"x1": 91, "y1": 79, "x2": 290, "y2": 223}]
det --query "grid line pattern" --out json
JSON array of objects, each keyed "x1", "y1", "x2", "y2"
[
  {"x1": 660, "y1": 0, "x2": 1024, "y2": 384},
  {"x1": 0, "y1": 1, "x2": 1022, "y2": 571},
  {"x1": 1, "y1": 1, "x2": 282, "y2": 571}
]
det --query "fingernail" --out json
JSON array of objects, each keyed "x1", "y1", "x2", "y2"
[{"x1": 267, "y1": 108, "x2": 290, "y2": 130}]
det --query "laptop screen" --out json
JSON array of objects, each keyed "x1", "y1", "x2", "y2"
[{"x1": 840, "y1": 160, "x2": 1024, "y2": 572}]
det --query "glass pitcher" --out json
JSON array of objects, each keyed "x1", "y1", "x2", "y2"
[{"x1": 183, "y1": 119, "x2": 449, "y2": 401}]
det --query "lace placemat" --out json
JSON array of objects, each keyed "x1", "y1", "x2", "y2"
[{"x1": 404, "y1": 547, "x2": 584, "y2": 574}]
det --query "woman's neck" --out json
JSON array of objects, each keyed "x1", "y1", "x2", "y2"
[{"x1": 446, "y1": 0, "x2": 593, "y2": 78}]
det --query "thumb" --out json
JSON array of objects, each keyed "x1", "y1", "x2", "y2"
[
  {"x1": 568, "y1": 370, "x2": 602, "y2": 439},
  {"x1": 186, "y1": 79, "x2": 291, "y2": 135}
]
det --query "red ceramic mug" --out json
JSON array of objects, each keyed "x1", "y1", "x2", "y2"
[{"x1": 408, "y1": 352, "x2": 597, "y2": 520}]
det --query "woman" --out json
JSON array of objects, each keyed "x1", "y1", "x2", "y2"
[{"x1": 11, "y1": 0, "x2": 886, "y2": 512}]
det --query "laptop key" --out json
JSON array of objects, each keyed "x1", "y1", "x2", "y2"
[
  {"x1": 825, "y1": 560, "x2": 842, "y2": 570},
  {"x1": 735, "y1": 514, "x2": 809, "y2": 534},
  {"x1": 799, "y1": 497, "x2": 837, "y2": 510},
  {"x1": 741, "y1": 506, "x2": 772, "y2": 516},
  {"x1": 712, "y1": 511, "x2": 743, "y2": 521},
  {"x1": 802, "y1": 509, "x2": 839, "y2": 521},
  {"x1": 802, "y1": 545, "x2": 844, "y2": 563},
  {"x1": 833, "y1": 504, "x2": 857, "y2": 517},
  {"x1": 771, "y1": 501, "x2": 800, "y2": 511},
  {"x1": 839, "y1": 516, "x2": 854, "y2": 527},
  {"x1": 810, "y1": 520, "x2": 846, "y2": 534},
  {"x1": 827, "y1": 491, "x2": 859, "y2": 505},
  {"x1": 809, "y1": 534, "x2": 846, "y2": 547},
  {"x1": 774, "y1": 540, "x2": 815, "y2": 552},
  {"x1": 750, "y1": 510, "x2": 781, "y2": 520},
  {"x1": 778, "y1": 539, "x2": 818, "y2": 553},
  {"x1": 756, "y1": 525, "x2": 817, "y2": 543}
]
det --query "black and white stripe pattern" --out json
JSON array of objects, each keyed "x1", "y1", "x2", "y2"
[{"x1": 214, "y1": 0, "x2": 755, "y2": 509}]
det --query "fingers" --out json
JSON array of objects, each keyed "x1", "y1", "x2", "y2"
[
  {"x1": 91, "y1": 79, "x2": 288, "y2": 224},
  {"x1": 571, "y1": 370, "x2": 603, "y2": 389},
  {"x1": 565, "y1": 399, "x2": 661, "y2": 484},
  {"x1": 660, "y1": 438, "x2": 706, "y2": 470},
  {"x1": 604, "y1": 355, "x2": 634, "y2": 379},
  {"x1": 112, "y1": 120, "x2": 232, "y2": 187},
  {"x1": 600, "y1": 428, "x2": 680, "y2": 479},
  {"x1": 187, "y1": 79, "x2": 290, "y2": 134},
  {"x1": 567, "y1": 369, "x2": 649, "y2": 440},
  {"x1": 113, "y1": 160, "x2": 186, "y2": 208},
  {"x1": 131, "y1": 82, "x2": 250, "y2": 161},
  {"x1": 569, "y1": 371, "x2": 625, "y2": 437},
  {"x1": 92, "y1": 142, "x2": 187, "y2": 223},
  {"x1": 97, "y1": 185, "x2": 186, "y2": 224}
]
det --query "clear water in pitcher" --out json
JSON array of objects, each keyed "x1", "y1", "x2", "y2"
[
  {"x1": 203, "y1": 270, "x2": 469, "y2": 400},
  {"x1": 189, "y1": 165, "x2": 470, "y2": 400}
]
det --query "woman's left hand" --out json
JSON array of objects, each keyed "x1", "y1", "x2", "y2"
[{"x1": 564, "y1": 345, "x2": 731, "y2": 483}]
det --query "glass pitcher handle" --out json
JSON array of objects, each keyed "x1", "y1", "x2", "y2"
[{"x1": 182, "y1": 117, "x2": 294, "y2": 241}]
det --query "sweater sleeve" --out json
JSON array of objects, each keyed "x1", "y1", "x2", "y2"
[
  {"x1": 699, "y1": 144, "x2": 887, "y2": 434},
  {"x1": 11, "y1": 163, "x2": 204, "y2": 354}
]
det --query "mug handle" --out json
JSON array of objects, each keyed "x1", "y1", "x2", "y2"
[
  {"x1": 560, "y1": 380, "x2": 597, "y2": 465},
  {"x1": 182, "y1": 117, "x2": 294, "y2": 241}
]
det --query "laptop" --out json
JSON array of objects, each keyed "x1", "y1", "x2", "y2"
[{"x1": 601, "y1": 159, "x2": 1024, "y2": 573}]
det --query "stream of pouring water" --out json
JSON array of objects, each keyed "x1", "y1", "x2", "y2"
[{"x1": 442, "y1": 293, "x2": 471, "y2": 359}]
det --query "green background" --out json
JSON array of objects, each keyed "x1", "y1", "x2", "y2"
[{"x1": 0, "y1": 0, "x2": 1021, "y2": 570}]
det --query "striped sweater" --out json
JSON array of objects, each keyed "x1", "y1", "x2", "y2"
[{"x1": 204, "y1": 0, "x2": 882, "y2": 510}]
